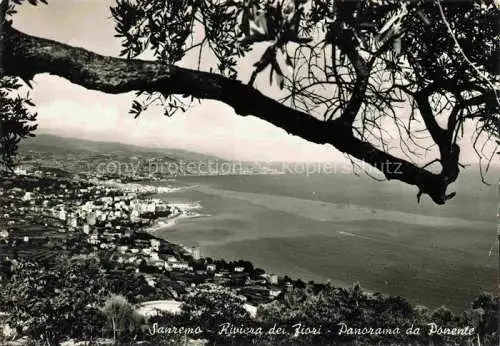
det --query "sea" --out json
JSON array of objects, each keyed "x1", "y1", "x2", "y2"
[{"x1": 150, "y1": 169, "x2": 498, "y2": 311}]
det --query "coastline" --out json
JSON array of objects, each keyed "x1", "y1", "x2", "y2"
[
  {"x1": 2, "y1": 170, "x2": 496, "y2": 345},
  {"x1": 139, "y1": 176, "x2": 496, "y2": 312},
  {"x1": 145, "y1": 201, "x2": 205, "y2": 233}
]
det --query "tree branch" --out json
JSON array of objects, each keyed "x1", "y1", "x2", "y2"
[
  {"x1": 460, "y1": 90, "x2": 500, "y2": 109},
  {"x1": 414, "y1": 91, "x2": 448, "y2": 148},
  {"x1": 4, "y1": 26, "x2": 457, "y2": 204},
  {"x1": 328, "y1": 26, "x2": 371, "y2": 127},
  {"x1": 413, "y1": 90, "x2": 460, "y2": 200}
]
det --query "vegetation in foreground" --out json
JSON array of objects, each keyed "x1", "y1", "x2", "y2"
[{"x1": 0, "y1": 256, "x2": 497, "y2": 346}]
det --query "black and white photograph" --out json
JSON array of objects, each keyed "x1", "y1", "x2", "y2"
[{"x1": 0, "y1": 0, "x2": 498, "y2": 345}]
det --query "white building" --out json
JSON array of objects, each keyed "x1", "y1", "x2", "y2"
[
  {"x1": 86, "y1": 212, "x2": 97, "y2": 226},
  {"x1": 88, "y1": 234, "x2": 99, "y2": 245},
  {"x1": 59, "y1": 209, "x2": 67, "y2": 221},
  {"x1": 150, "y1": 239, "x2": 161, "y2": 251},
  {"x1": 206, "y1": 264, "x2": 216, "y2": 272},
  {"x1": 150, "y1": 252, "x2": 160, "y2": 261},
  {"x1": 167, "y1": 256, "x2": 178, "y2": 263},
  {"x1": 22, "y1": 192, "x2": 32, "y2": 201},
  {"x1": 269, "y1": 274, "x2": 279, "y2": 285},
  {"x1": 191, "y1": 247, "x2": 201, "y2": 260},
  {"x1": 83, "y1": 224, "x2": 90, "y2": 234},
  {"x1": 172, "y1": 262, "x2": 189, "y2": 270},
  {"x1": 68, "y1": 216, "x2": 77, "y2": 228},
  {"x1": 130, "y1": 209, "x2": 140, "y2": 222}
]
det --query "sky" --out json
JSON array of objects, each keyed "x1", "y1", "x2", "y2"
[{"x1": 10, "y1": 0, "x2": 496, "y2": 165}]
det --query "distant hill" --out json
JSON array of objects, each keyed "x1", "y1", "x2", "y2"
[
  {"x1": 19, "y1": 134, "x2": 499, "y2": 178},
  {"x1": 20, "y1": 133, "x2": 224, "y2": 162}
]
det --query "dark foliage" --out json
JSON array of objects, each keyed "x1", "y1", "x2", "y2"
[{"x1": 0, "y1": 77, "x2": 37, "y2": 172}]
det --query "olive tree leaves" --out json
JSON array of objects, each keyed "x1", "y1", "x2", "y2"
[
  {"x1": 0, "y1": 77, "x2": 37, "y2": 173},
  {"x1": 112, "y1": 0, "x2": 201, "y2": 119},
  {"x1": 0, "y1": 0, "x2": 44, "y2": 171}
]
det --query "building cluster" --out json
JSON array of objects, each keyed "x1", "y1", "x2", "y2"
[
  {"x1": 0, "y1": 167, "x2": 289, "y2": 319},
  {"x1": 16, "y1": 148, "x2": 285, "y2": 181}
]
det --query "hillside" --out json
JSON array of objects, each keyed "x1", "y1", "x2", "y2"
[
  {"x1": 17, "y1": 133, "x2": 284, "y2": 177},
  {"x1": 19, "y1": 133, "x2": 223, "y2": 162}
]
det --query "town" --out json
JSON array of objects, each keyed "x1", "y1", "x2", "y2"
[
  {"x1": 0, "y1": 141, "x2": 496, "y2": 346},
  {"x1": 0, "y1": 164, "x2": 293, "y2": 344}
]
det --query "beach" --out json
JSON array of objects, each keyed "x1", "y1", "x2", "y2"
[{"x1": 145, "y1": 200, "x2": 206, "y2": 232}]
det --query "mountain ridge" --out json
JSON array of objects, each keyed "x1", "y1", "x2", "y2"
[{"x1": 20, "y1": 133, "x2": 225, "y2": 162}]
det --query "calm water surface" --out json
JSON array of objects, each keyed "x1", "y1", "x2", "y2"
[{"x1": 153, "y1": 172, "x2": 498, "y2": 310}]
